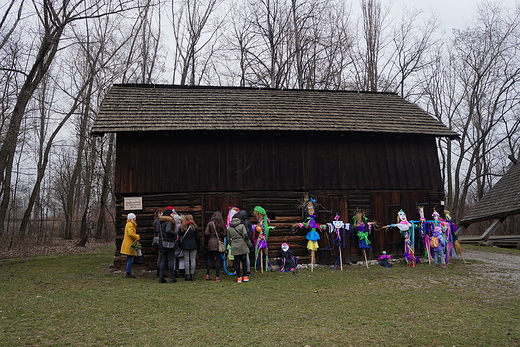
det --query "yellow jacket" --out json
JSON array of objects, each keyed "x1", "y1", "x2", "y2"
[{"x1": 120, "y1": 219, "x2": 140, "y2": 256}]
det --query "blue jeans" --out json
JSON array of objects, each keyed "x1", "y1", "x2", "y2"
[
  {"x1": 126, "y1": 255, "x2": 134, "y2": 273},
  {"x1": 434, "y1": 249, "x2": 445, "y2": 265}
]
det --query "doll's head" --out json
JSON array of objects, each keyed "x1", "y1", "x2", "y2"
[
  {"x1": 281, "y1": 243, "x2": 289, "y2": 252},
  {"x1": 397, "y1": 209, "x2": 408, "y2": 223}
]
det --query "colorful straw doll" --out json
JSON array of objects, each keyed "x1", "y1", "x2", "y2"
[
  {"x1": 353, "y1": 209, "x2": 371, "y2": 268},
  {"x1": 253, "y1": 206, "x2": 273, "y2": 272},
  {"x1": 384, "y1": 209, "x2": 419, "y2": 267},
  {"x1": 378, "y1": 251, "x2": 392, "y2": 268}
]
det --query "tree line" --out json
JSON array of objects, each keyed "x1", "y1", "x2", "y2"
[{"x1": 0, "y1": 0, "x2": 519, "y2": 246}]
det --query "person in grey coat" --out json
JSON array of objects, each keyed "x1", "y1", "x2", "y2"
[{"x1": 227, "y1": 214, "x2": 250, "y2": 283}]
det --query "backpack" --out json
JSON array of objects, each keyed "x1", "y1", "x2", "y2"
[{"x1": 430, "y1": 236, "x2": 439, "y2": 248}]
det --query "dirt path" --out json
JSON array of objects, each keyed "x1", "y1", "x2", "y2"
[{"x1": 462, "y1": 249, "x2": 520, "y2": 292}]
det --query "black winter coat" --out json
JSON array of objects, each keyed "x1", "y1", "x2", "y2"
[
  {"x1": 180, "y1": 224, "x2": 200, "y2": 251},
  {"x1": 159, "y1": 216, "x2": 177, "y2": 253}
]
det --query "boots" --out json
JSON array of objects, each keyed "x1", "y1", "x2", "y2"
[
  {"x1": 179, "y1": 269, "x2": 185, "y2": 278},
  {"x1": 185, "y1": 274, "x2": 190, "y2": 281},
  {"x1": 174, "y1": 270, "x2": 179, "y2": 278},
  {"x1": 190, "y1": 274, "x2": 194, "y2": 281}
]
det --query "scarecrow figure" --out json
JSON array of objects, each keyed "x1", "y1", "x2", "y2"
[
  {"x1": 417, "y1": 206, "x2": 432, "y2": 263},
  {"x1": 227, "y1": 206, "x2": 240, "y2": 227},
  {"x1": 279, "y1": 243, "x2": 297, "y2": 272},
  {"x1": 378, "y1": 251, "x2": 392, "y2": 268},
  {"x1": 297, "y1": 194, "x2": 327, "y2": 271},
  {"x1": 384, "y1": 209, "x2": 419, "y2": 267},
  {"x1": 445, "y1": 210, "x2": 467, "y2": 263},
  {"x1": 352, "y1": 209, "x2": 372, "y2": 269},
  {"x1": 222, "y1": 207, "x2": 240, "y2": 276},
  {"x1": 253, "y1": 206, "x2": 273, "y2": 272},
  {"x1": 332, "y1": 214, "x2": 346, "y2": 271}
]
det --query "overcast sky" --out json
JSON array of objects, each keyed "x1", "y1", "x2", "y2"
[{"x1": 391, "y1": 0, "x2": 518, "y2": 31}]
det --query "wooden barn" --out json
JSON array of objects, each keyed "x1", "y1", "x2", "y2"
[{"x1": 91, "y1": 84, "x2": 458, "y2": 270}]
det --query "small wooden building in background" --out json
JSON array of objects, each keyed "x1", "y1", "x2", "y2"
[{"x1": 91, "y1": 84, "x2": 458, "y2": 270}]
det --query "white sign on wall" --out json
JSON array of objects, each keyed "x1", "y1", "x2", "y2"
[{"x1": 124, "y1": 197, "x2": 143, "y2": 210}]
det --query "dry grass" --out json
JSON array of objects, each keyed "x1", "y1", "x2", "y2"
[{"x1": 0, "y1": 244, "x2": 519, "y2": 346}]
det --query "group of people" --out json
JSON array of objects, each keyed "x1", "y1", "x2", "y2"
[
  {"x1": 120, "y1": 207, "x2": 255, "y2": 283},
  {"x1": 154, "y1": 207, "x2": 200, "y2": 282}
]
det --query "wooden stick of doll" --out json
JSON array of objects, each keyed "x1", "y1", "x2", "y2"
[
  {"x1": 332, "y1": 215, "x2": 344, "y2": 271},
  {"x1": 417, "y1": 206, "x2": 432, "y2": 264}
]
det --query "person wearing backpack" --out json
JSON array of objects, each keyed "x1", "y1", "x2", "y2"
[{"x1": 432, "y1": 226, "x2": 447, "y2": 268}]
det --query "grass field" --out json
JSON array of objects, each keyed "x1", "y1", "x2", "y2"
[{"x1": 1, "y1": 245, "x2": 519, "y2": 346}]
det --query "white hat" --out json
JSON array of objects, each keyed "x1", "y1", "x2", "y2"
[{"x1": 127, "y1": 213, "x2": 136, "y2": 220}]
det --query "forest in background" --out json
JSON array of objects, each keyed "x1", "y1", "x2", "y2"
[{"x1": 0, "y1": 0, "x2": 519, "y2": 247}]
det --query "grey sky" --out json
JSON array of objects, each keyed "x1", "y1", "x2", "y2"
[{"x1": 392, "y1": 0, "x2": 518, "y2": 31}]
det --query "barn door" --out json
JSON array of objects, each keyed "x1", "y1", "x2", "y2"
[
  {"x1": 372, "y1": 191, "x2": 401, "y2": 256},
  {"x1": 201, "y1": 194, "x2": 242, "y2": 253}
]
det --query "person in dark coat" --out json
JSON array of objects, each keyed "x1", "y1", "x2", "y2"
[
  {"x1": 204, "y1": 211, "x2": 227, "y2": 281},
  {"x1": 154, "y1": 209, "x2": 163, "y2": 277},
  {"x1": 180, "y1": 214, "x2": 200, "y2": 281},
  {"x1": 158, "y1": 209, "x2": 178, "y2": 283}
]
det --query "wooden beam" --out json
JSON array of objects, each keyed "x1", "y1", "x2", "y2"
[{"x1": 480, "y1": 217, "x2": 507, "y2": 240}]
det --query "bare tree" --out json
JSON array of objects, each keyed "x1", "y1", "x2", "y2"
[
  {"x1": 423, "y1": 3, "x2": 520, "y2": 222},
  {"x1": 121, "y1": 0, "x2": 165, "y2": 84},
  {"x1": 95, "y1": 133, "x2": 115, "y2": 240},
  {"x1": 387, "y1": 8, "x2": 439, "y2": 99},
  {"x1": 245, "y1": 0, "x2": 293, "y2": 88},
  {"x1": 359, "y1": 0, "x2": 385, "y2": 91},
  {"x1": 169, "y1": 0, "x2": 223, "y2": 85},
  {"x1": 0, "y1": 0, "x2": 134, "y2": 235}
]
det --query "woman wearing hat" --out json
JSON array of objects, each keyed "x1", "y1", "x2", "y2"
[
  {"x1": 158, "y1": 209, "x2": 178, "y2": 283},
  {"x1": 120, "y1": 213, "x2": 140, "y2": 278}
]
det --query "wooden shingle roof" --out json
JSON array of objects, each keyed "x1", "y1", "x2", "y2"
[
  {"x1": 91, "y1": 84, "x2": 458, "y2": 138},
  {"x1": 460, "y1": 161, "x2": 520, "y2": 225}
]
